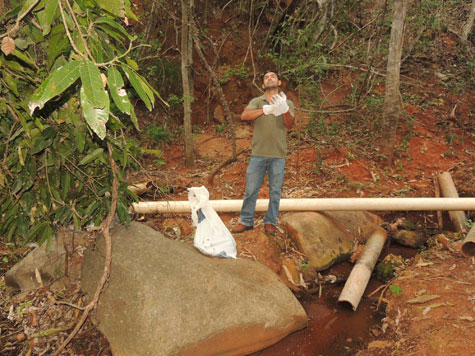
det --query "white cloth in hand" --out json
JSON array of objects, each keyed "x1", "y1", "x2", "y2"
[
  {"x1": 271, "y1": 92, "x2": 289, "y2": 116},
  {"x1": 263, "y1": 104, "x2": 274, "y2": 115}
]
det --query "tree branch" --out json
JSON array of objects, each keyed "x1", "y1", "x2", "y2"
[
  {"x1": 190, "y1": 16, "x2": 237, "y2": 159},
  {"x1": 0, "y1": 0, "x2": 41, "y2": 38}
]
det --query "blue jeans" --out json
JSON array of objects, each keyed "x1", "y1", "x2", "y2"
[{"x1": 240, "y1": 156, "x2": 286, "y2": 226}]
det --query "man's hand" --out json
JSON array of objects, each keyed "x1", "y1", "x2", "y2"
[{"x1": 271, "y1": 92, "x2": 289, "y2": 116}]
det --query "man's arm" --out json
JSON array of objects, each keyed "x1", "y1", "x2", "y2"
[
  {"x1": 241, "y1": 108, "x2": 264, "y2": 121},
  {"x1": 283, "y1": 111, "x2": 294, "y2": 130}
]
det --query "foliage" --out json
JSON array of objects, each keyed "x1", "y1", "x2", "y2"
[
  {"x1": 218, "y1": 64, "x2": 249, "y2": 84},
  {"x1": 145, "y1": 124, "x2": 173, "y2": 143},
  {"x1": 0, "y1": 0, "x2": 164, "y2": 246},
  {"x1": 390, "y1": 284, "x2": 402, "y2": 296}
]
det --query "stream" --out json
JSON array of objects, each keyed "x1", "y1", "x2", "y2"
[{"x1": 251, "y1": 245, "x2": 417, "y2": 356}]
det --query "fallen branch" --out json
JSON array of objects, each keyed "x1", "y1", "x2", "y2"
[
  {"x1": 29, "y1": 322, "x2": 75, "y2": 339},
  {"x1": 207, "y1": 148, "x2": 250, "y2": 185},
  {"x1": 52, "y1": 142, "x2": 119, "y2": 356}
]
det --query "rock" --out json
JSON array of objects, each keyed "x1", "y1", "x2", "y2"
[
  {"x1": 5, "y1": 229, "x2": 87, "y2": 291},
  {"x1": 376, "y1": 254, "x2": 405, "y2": 282},
  {"x1": 300, "y1": 264, "x2": 317, "y2": 283},
  {"x1": 282, "y1": 212, "x2": 355, "y2": 271},
  {"x1": 213, "y1": 105, "x2": 225, "y2": 124},
  {"x1": 81, "y1": 222, "x2": 307, "y2": 356},
  {"x1": 321, "y1": 211, "x2": 383, "y2": 243},
  {"x1": 392, "y1": 229, "x2": 427, "y2": 248}
]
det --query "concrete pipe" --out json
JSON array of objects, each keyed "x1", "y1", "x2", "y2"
[
  {"x1": 461, "y1": 225, "x2": 475, "y2": 257},
  {"x1": 438, "y1": 172, "x2": 467, "y2": 233},
  {"x1": 131, "y1": 197, "x2": 475, "y2": 214},
  {"x1": 338, "y1": 227, "x2": 388, "y2": 311}
]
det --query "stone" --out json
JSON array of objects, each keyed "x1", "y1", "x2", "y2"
[
  {"x1": 5, "y1": 229, "x2": 87, "y2": 291},
  {"x1": 320, "y1": 211, "x2": 383, "y2": 243},
  {"x1": 81, "y1": 222, "x2": 307, "y2": 356},
  {"x1": 282, "y1": 212, "x2": 355, "y2": 271},
  {"x1": 376, "y1": 254, "x2": 405, "y2": 281},
  {"x1": 392, "y1": 229, "x2": 427, "y2": 248},
  {"x1": 213, "y1": 105, "x2": 225, "y2": 124}
]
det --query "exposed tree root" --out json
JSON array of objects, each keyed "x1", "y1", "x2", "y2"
[{"x1": 207, "y1": 148, "x2": 250, "y2": 185}]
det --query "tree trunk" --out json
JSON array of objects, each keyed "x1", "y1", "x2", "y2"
[
  {"x1": 190, "y1": 16, "x2": 237, "y2": 159},
  {"x1": 462, "y1": 0, "x2": 475, "y2": 41},
  {"x1": 380, "y1": 0, "x2": 409, "y2": 163},
  {"x1": 181, "y1": 0, "x2": 194, "y2": 168}
]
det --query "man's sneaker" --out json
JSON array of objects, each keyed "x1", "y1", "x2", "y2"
[
  {"x1": 231, "y1": 224, "x2": 253, "y2": 234},
  {"x1": 264, "y1": 224, "x2": 277, "y2": 236}
]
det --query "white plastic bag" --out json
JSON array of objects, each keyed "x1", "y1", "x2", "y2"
[{"x1": 188, "y1": 186, "x2": 237, "y2": 258}]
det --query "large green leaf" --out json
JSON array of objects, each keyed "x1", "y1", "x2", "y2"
[
  {"x1": 3, "y1": 71, "x2": 19, "y2": 96},
  {"x1": 80, "y1": 60, "x2": 107, "y2": 109},
  {"x1": 29, "y1": 60, "x2": 81, "y2": 114},
  {"x1": 18, "y1": 0, "x2": 41, "y2": 22},
  {"x1": 107, "y1": 67, "x2": 131, "y2": 115},
  {"x1": 43, "y1": 0, "x2": 59, "y2": 36},
  {"x1": 47, "y1": 25, "x2": 69, "y2": 69},
  {"x1": 120, "y1": 64, "x2": 152, "y2": 111},
  {"x1": 95, "y1": 17, "x2": 131, "y2": 40},
  {"x1": 96, "y1": 0, "x2": 124, "y2": 17},
  {"x1": 80, "y1": 86, "x2": 109, "y2": 140},
  {"x1": 11, "y1": 49, "x2": 36, "y2": 67}
]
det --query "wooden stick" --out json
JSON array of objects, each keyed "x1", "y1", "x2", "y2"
[{"x1": 433, "y1": 176, "x2": 444, "y2": 229}]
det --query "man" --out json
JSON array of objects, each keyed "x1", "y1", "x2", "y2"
[{"x1": 232, "y1": 70, "x2": 295, "y2": 235}]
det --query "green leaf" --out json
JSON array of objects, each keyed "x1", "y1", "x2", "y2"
[
  {"x1": 107, "y1": 67, "x2": 131, "y2": 115},
  {"x1": 80, "y1": 86, "x2": 110, "y2": 140},
  {"x1": 32, "y1": 127, "x2": 56, "y2": 154},
  {"x1": 95, "y1": 17, "x2": 131, "y2": 40},
  {"x1": 11, "y1": 49, "x2": 36, "y2": 67},
  {"x1": 38, "y1": 224, "x2": 52, "y2": 246},
  {"x1": 125, "y1": 57, "x2": 138, "y2": 71},
  {"x1": 14, "y1": 37, "x2": 34, "y2": 50},
  {"x1": 47, "y1": 26, "x2": 69, "y2": 68},
  {"x1": 120, "y1": 64, "x2": 152, "y2": 111},
  {"x1": 29, "y1": 60, "x2": 81, "y2": 114},
  {"x1": 3, "y1": 72, "x2": 19, "y2": 96},
  {"x1": 79, "y1": 147, "x2": 104, "y2": 166},
  {"x1": 89, "y1": 38, "x2": 104, "y2": 63},
  {"x1": 75, "y1": 127, "x2": 87, "y2": 153},
  {"x1": 61, "y1": 172, "x2": 71, "y2": 200},
  {"x1": 130, "y1": 106, "x2": 139, "y2": 130},
  {"x1": 96, "y1": 0, "x2": 124, "y2": 17},
  {"x1": 18, "y1": 0, "x2": 40, "y2": 22},
  {"x1": 79, "y1": 60, "x2": 107, "y2": 108},
  {"x1": 7, "y1": 220, "x2": 18, "y2": 242},
  {"x1": 123, "y1": 5, "x2": 138, "y2": 21},
  {"x1": 43, "y1": 0, "x2": 59, "y2": 36},
  {"x1": 28, "y1": 221, "x2": 48, "y2": 241}
]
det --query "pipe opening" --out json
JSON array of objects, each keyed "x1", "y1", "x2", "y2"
[
  {"x1": 461, "y1": 242, "x2": 475, "y2": 257},
  {"x1": 338, "y1": 300, "x2": 356, "y2": 311}
]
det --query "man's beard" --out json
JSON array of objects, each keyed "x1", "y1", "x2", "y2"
[{"x1": 264, "y1": 82, "x2": 278, "y2": 90}]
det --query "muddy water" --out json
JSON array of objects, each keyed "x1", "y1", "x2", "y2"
[
  {"x1": 251, "y1": 246, "x2": 417, "y2": 356},
  {"x1": 251, "y1": 278, "x2": 383, "y2": 356}
]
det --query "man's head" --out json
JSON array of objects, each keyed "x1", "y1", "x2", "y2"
[{"x1": 262, "y1": 70, "x2": 281, "y2": 91}]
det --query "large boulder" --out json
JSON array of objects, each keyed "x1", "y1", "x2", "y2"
[
  {"x1": 81, "y1": 222, "x2": 307, "y2": 356},
  {"x1": 321, "y1": 211, "x2": 382, "y2": 243},
  {"x1": 5, "y1": 229, "x2": 87, "y2": 291},
  {"x1": 281, "y1": 211, "x2": 381, "y2": 271}
]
